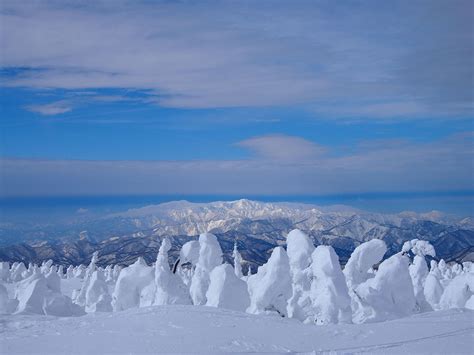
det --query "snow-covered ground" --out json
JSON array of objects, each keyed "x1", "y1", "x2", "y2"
[{"x1": 1, "y1": 306, "x2": 472, "y2": 354}]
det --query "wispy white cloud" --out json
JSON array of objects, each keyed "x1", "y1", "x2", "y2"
[
  {"x1": 25, "y1": 100, "x2": 73, "y2": 115},
  {"x1": 237, "y1": 134, "x2": 326, "y2": 162}
]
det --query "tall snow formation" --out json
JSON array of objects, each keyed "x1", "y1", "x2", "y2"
[
  {"x1": 0, "y1": 262, "x2": 10, "y2": 281},
  {"x1": 424, "y1": 261, "x2": 444, "y2": 309},
  {"x1": 344, "y1": 239, "x2": 387, "y2": 289},
  {"x1": 74, "y1": 251, "x2": 99, "y2": 307},
  {"x1": 286, "y1": 229, "x2": 314, "y2": 321},
  {"x1": 189, "y1": 233, "x2": 223, "y2": 305},
  {"x1": 154, "y1": 238, "x2": 191, "y2": 306},
  {"x1": 352, "y1": 253, "x2": 416, "y2": 323},
  {"x1": 232, "y1": 243, "x2": 244, "y2": 279},
  {"x1": 306, "y1": 245, "x2": 351, "y2": 324},
  {"x1": 206, "y1": 263, "x2": 250, "y2": 311},
  {"x1": 409, "y1": 255, "x2": 432, "y2": 311},
  {"x1": 0, "y1": 283, "x2": 18, "y2": 314},
  {"x1": 344, "y1": 239, "x2": 387, "y2": 321},
  {"x1": 439, "y1": 273, "x2": 474, "y2": 310},
  {"x1": 112, "y1": 257, "x2": 154, "y2": 311},
  {"x1": 247, "y1": 247, "x2": 292, "y2": 317},
  {"x1": 11, "y1": 262, "x2": 27, "y2": 282},
  {"x1": 403, "y1": 239, "x2": 436, "y2": 312},
  {"x1": 85, "y1": 270, "x2": 112, "y2": 312}
]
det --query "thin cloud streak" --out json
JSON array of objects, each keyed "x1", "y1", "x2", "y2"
[
  {"x1": 25, "y1": 100, "x2": 73, "y2": 116},
  {"x1": 1, "y1": 133, "x2": 472, "y2": 197}
]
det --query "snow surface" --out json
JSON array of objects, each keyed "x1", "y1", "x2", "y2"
[{"x1": 0, "y1": 306, "x2": 472, "y2": 354}]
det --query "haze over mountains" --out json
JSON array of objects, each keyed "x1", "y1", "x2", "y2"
[{"x1": 1, "y1": 199, "x2": 472, "y2": 268}]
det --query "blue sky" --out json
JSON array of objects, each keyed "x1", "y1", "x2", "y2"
[{"x1": 0, "y1": 0, "x2": 473, "y2": 214}]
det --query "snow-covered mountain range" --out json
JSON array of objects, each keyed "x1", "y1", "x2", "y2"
[{"x1": 0, "y1": 199, "x2": 473, "y2": 267}]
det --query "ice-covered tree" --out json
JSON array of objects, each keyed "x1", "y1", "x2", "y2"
[
  {"x1": 189, "y1": 233, "x2": 223, "y2": 305},
  {"x1": 0, "y1": 262, "x2": 10, "y2": 282},
  {"x1": 247, "y1": 247, "x2": 292, "y2": 317},
  {"x1": 40, "y1": 260, "x2": 53, "y2": 274},
  {"x1": 85, "y1": 270, "x2": 112, "y2": 312},
  {"x1": 401, "y1": 239, "x2": 436, "y2": 312},
  {"x1": 206, "y1": 264, "x2": 250, "y2": 311},
  {"x1": 74, "y1": 265, "x2": 86, "y2": 278},
  {"x1": 423, "y1": 260, "x2": 444, "y2": 309},
  {"x1": 285, "y1": 229, "x2": 314, "y2": 321},
  {"x1": 10, "y1": 262, "x2": 27, "y2": 282},
  {"x1": 153, "y1": 238, "x2": 191, "y2": 306},
  {"x1": 66, "y1": 265, "x2": 74, "y2": 279},
  {"x1": 344, "y1": 239, "x2": 387, "y2": 289},
  {"x1": 306, "y1": 245, "x2": 351, "y2": 324},
  {"x1": 232, "y1": 243, "x2": 244, "y2": 279},
  {"x1": 14, "y1": 268, "x2": 83, "y2": 316},
  {"x1": 74, "y1": 252, "x2": 99, "y2": 307},
  {"x1": 352, "y1": 253, "x2": 416, "y2": 323},
  {"x1": 439, "y1": 273, "x2": 474, "y2": 310},
  {"x1": 0, "y1": 283, "x2": 18, "y2": 314},
  {"x1": 112, "y1": 257, "x2": 154, "y2": 311}
]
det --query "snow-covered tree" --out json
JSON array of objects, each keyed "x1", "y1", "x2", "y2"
[
  {"x1": 189, "y1": 233, "x2": 223, "y2": 305},
  {"x1": 74, "y1": 252, "x2": 99, "y2": 307},
  {"x1": 112, "y1": 257, "x2": 154, "y2": 311},
  {"x1": 352, "y1": 253, "x2": 416, "y2": 323},
  {"x1": 232, "y1": 243, "x2": 244, "y2": 279},
  {"x1": 10, "y1": 262, "x2": 27, "y2": 282},
  {"x1": 247, "y1": 247, "x2": 292, "y2": 317},
  {"x1": 66, "y1": 265, "x2": 74, "y2": 279},
  {"x1": 423, "y1": 260, "x2": 444, "y2": 309},
  {"x1": 206, "y1": 263, "x2": 250, "y2": 311},
  {"x1": 286, "y1": 229, "x2": 314, "y2": 321},
  {"x1": 0, "y1": 262, "x2": 10, "y2": 282},
  {"x1": 0, "y1": 283, "x2": 18, "y2": 314},
  {"x1": 153, "y1": 238, "x2": 191, "y2": 306},
  {"x1": 344, "y1": 239, "x2": 387, "y2": 289},
  {"x1": 306, "y1": 245, "x2": 351, "y2": 324},
  {"x1": 14, "y1": 268, "x2": 83, "y2": 316},
  {"x1": 85, "y1": 270, "x2": 112, "y2": 312},
  {"x1": 439, "y1": 273, "x2": 474, "y2": 310}
]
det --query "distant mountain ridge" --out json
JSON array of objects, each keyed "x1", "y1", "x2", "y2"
[{"x1": 0, "y1": 199, "x2": 472, "y2": 267}]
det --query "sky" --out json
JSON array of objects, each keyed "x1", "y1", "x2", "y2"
[{"x1": 0, "y1": 0, "x2": 473, "y2": 215}]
